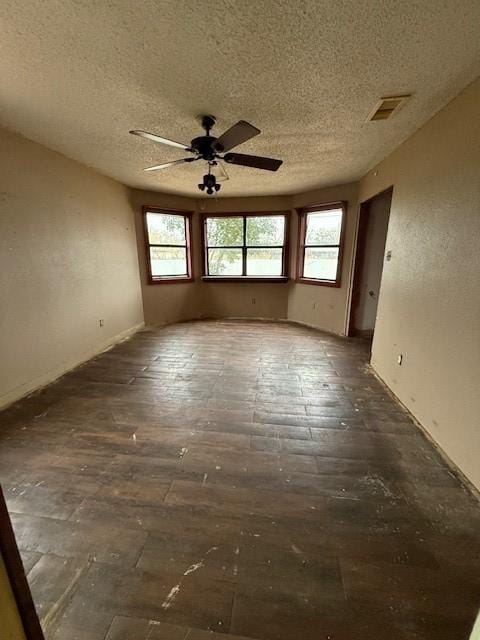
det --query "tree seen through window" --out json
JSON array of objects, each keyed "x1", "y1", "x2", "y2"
[{"x1": 205, "y1": 215, "x2": 286, "y2": 277}]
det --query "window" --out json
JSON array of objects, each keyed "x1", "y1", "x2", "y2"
[
  {"x1": 202, "y1": 213, "x2": 289, "y2": 280},
  {"x1": 297, "y1": 202, "x2": 346, "y2": 287},
  {"x1": 143, "y1": 208, "x2": 193, "y2": 284}
]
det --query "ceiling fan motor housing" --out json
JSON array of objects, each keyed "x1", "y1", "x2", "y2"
[{"x1": 190, "y1": 136, "x2": 218, "y2": 160}]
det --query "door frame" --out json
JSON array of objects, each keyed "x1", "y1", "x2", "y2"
[
  {"x1": 0, "y1": 485, "x2": 45, "y2": 640},
  {"x1": 346, "y1": 186, "x2": 393, "y2": 338}
]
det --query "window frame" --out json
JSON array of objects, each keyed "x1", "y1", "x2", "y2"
[
  {"x1": 142, "y1": 206, "x2": 194, "y2": 285},
  {"x1": 200, "y1": 211, "x2": 290, "y2": 282},
  {"x1": 296, "y1": 201, "x2": 347, "y2": 288}
]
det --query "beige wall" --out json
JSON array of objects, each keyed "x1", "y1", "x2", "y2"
[
  {"x1": 133, "y1": 79, "x2": 480, "y2": 491},
  {"x1": 131, "y1": 190, "x2": 291, "y2": 325},
  {"x1": 3, "y1": 79, "x2": 477, "y2": 492},
  {"x1": 133, "y1": 186, "x2": 360, "y2": 333},
  {"x1": 470, "y1": 612, "x2": 480, "y2": 640},
  {"x1": 359, "y1": 77, "x2": 480, "y2": 490},
  {"x1": 131, "y1": 189, "x2": 202, "y2": 325},
  {"x1": 0, "y1": 127, "x2": 144, "y2": 408},
  {"x1": 287, "y1": 183, "x2": 359, "y2": 335},
  {"x1": 0, "y1": 555, "x2": 26, "y2": 640}
]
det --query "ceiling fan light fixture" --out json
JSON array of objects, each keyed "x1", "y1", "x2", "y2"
[
  {"x1": 198, "y1": 171, "x2": 221, "y2": 195},
  {"x1": 130, "y1": 115, "x2": 283, "y2": 194}
]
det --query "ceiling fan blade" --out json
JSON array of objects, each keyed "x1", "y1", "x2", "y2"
[
  {"x1": 144, "y1": 158, "x2": 193, "y2": 172},
  {"x1": 223, "y1": 152, "x2": 283, "y2": 172},
  {"x1": 213, "y1": 120, "x2": 260, "y2": 152},
  {"x1": 130, "y1": 129, "x2": 191, "y2": 151}
]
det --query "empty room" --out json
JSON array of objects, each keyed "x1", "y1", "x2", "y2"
[{"x1": 1, "y1": 2, "x2": 480, "y2": 640}]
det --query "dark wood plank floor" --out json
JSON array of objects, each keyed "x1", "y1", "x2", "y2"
[{"x1": 1, "y1": 320, "x2": 479, "y2": 640}]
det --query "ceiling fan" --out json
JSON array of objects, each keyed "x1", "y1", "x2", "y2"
[{"x1": 130, "y1": 115, "x2": 283, "y2": 195}]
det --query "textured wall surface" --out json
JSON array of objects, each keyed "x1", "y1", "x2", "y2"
[
  {"x1": 0, "y1": 555, "x2": 26, "y2": 640},
  {"x1": 359, "y1": 78, "x2": 480, "y2": 489},
  {"x1": 134, "y1": 185, "x2": 359, "y2": 334},
  {"x1": 134, "y1": 79, "x2": 480, "y2": 490},
  {"x1": 131, "y1": 189, "x2": 201, "y2": 326},
  {"x1": 132, "y1": 190, "x2": 291, "y2": 326},
  {"x1": 1, "y1": 1, "x2": 480, "y2": 196},
  {"x1": 287, "y1": 183, "x2": 360, "y2": 335},
  {"x1": 0, "y1": 127, "x2": 144, "y2": 408},
  {"x1": 2, "y1": 72, "x2": 478, "y2": 492}
]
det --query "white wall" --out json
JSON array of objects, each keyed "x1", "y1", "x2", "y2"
[
  {"x1": 0, "y1": 127, "x2": 144, "y2": 408},
  {"x1": 359, "y1": 77, "x2": 480, "y2": 490}
]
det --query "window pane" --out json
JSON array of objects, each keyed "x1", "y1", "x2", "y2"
[
  {"x1": 208, "y1": 248, "x2": 243, "y2": 275},
  {"x1": 146, "y1": 212, "x2": 186, "y2": 245},
  {"x1": 246, "y1": 248, "x2": 283, "y2": 276},
  {"x1": 303, "y1": 247, "x2": 339, "y2": 280},
  {"x1": 206, "y1": 217, "x2": 243, "y2": 247},
  {"x1": 150, "y1": 247, "x2": 187, "y2": 277},
  {"x1": 305, "y1": 209, "x2": 342, "y2": 245},
  {"x1": 246, "y1": 216, "x2": 285, "y2": 246}
]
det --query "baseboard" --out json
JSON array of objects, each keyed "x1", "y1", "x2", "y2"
[
  {"x1": 215, "y1": 316, "x2": 288, "y2": 323},
  {"x1": 369, "y1": 364, "x2": 480, "y2": 499},
  {"x1": 350, "y1": 328, "x2": 374, "y2": 339},
  {"x1": 283, "y1": 317, "x2": 347, "y2": 338},
  {"x1": 0, "y1": 321, "x2": 145, "y2": 411},
  {"x1": 209, "y1": 315, "x2": 346, "y2": 338},
  {"x1": 144, "y1": 315, "x2": 288, "y2": 328},
  {"x1": 225, "y1": 317, "x2": 347, "y2": 339},
  {"x1": 144, "y1": 315, "x2": 346, "y2": 339}
]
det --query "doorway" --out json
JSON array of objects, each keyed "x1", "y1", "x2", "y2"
[{"x1": 348, "y1": 187, "x2": 393, "y2": 341}]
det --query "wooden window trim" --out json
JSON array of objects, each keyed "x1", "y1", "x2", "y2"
[
  {"x1": 142, "y1": 206, "x2": 194, "y2": 285},
  {"x1": 200, "y1": 211, "x2": 290, "y2": 282},
  {"x1": 296, "y1": 201, "x2": 347, "y2": 288},
  {"x1": 201, "y1": 276, "x2": 289, "y2": 283}
]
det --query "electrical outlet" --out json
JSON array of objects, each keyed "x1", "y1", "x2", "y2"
[
  {"x1": 397, "y1": 354, "x2": 403, "y2": 365},
  {"x1": 99, "y1": 319, "x2": 104, "y2": 327},
  {"x1": 251, "y1": 297, "x2": 256, "y2": 305},
  {"x1": 312, "y1": 302, "x2": 316, "y2": 310}
]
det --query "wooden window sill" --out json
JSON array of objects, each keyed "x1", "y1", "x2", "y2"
[
  {"x1": 296, "y1": 277, "x2": 340, "y2": 288},
  {"x1": 201, "y1": 276, "x2": 289, "y2": 283},
  {"x1": 149, "y1": 277, "x2": 194, "y2": 285}
]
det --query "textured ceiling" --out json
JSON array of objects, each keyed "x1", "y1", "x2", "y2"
[{"x1": 1, "y1": 1, "x2": 479, "y2": 197}]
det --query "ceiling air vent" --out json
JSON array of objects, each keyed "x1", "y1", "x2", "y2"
[{"x1": 368, "y1": 95, "x2": 411, "y2": 121}]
